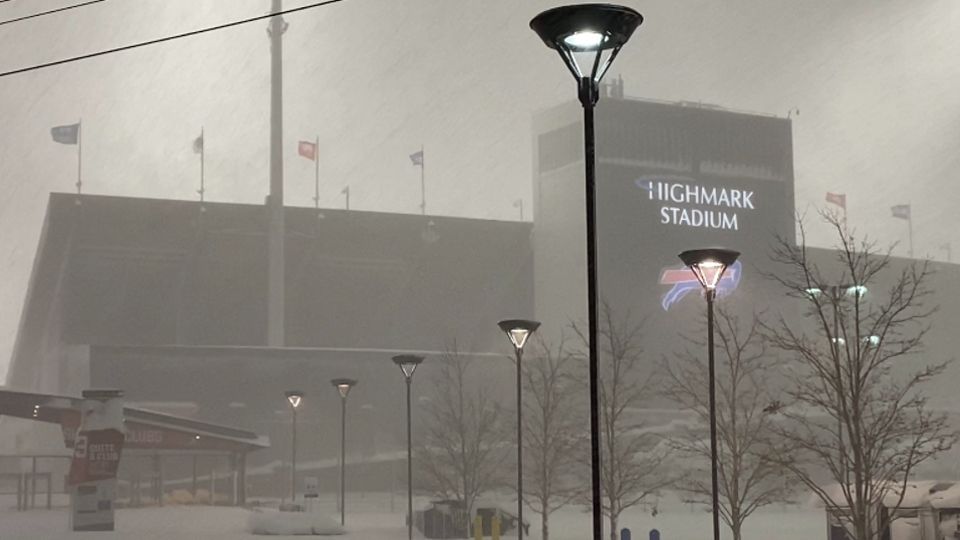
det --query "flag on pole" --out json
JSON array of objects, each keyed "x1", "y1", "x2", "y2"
[
  {"x1": 193, "y1": 132, "x2": 204, "y2": 154},
  {"x1": 825, "y1": 192, "x2": 846, "y2": 209},
  {"x1": 51, "y1": 123, "x2": 80, "y2": 145},
  {"x1": 409, "y1": 150, "x2": 423, "y2": 166},
  {"x1": 891, "y1": 204, "x2": 911, "y2": 220},
  {"x1": 298, "y1": 140, "x2": 317, "y2": 161}
]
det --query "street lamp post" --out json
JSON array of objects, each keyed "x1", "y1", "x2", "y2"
[
  {"x1": 392, "y1": 355, "x2": 424, "y2": 540},
  {"x1": 678, "y1": 248, "x2": 740, "y2": 540},
  {"x1": 331, "y1": 378, "x2": 357, "y2": 526},
  {"x1": 498, "y1": 319, "x2": 541, "y2": 540},
  {"x1": 803, "y1": 283, "x2": 870, "y2": 478},
  {"x1": 284, "y1": 390, "x2": 304, "y2": 504},
  {"x1": 529, "y1": 6, "x2": 643, "y2": 540}
]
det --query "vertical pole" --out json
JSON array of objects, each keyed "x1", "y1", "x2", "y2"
[
  {"x1": 267, "y1": 0, "x2": 286, "y2": 347},
  {"x1": 314, "y1": 136, "x2": 320, "y2": 210},
  {"x1": 420, "y1": 144, "x2": 426, "y2": 216},
  {"x1": 516, "y1": 346, "x2": 524, "y2": 540},
  {"x1": 238, "y1": 452, "x2": 248, "y2": 506},
  {"x1": 580, "y1": 76, "x2": 603, "y2": 540},
  {"x1": 519, "y1": 200, "x2": 524, "y2": 221},
  {"x1": 199, "y1": 127, "x2": 205, "y2": 205},
  {"x1": 344, "y1": 186, "x2": 350, "y2": 210},
  {"x1": 706, "y1": 289, "x2": 720, "y2": 540},
  {"x1": 76, "y1": 120, "x2": 83, "y2": 195},
  {"x1": 291, "y1": 406, "x2": 297, "y2": 503},
  {"x1": 340, "y1": 396, "x2": 347, "y2": 526},
  {"x1": 908, "y1": 208, "x2": 914, "y2": 258},
  {"x1": 406, "y1": 376, "x2": 414, "y2": 540},
  {"x1": 832, "y1": 288, "x2": 845, "y2": 482},
  {"x1": 156, "y1": 455, "x2": 164, "y2": 507},
  {"x1": 192, "y1": 455, "x2": 198, "y2": 497},
  {"x1": 31, "y1": 456, "x2": 37, "y2": 509}
]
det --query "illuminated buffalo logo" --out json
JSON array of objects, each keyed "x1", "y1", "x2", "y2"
[{"x1": 658, "y1": 260, "x2": 742, "y2": 311}]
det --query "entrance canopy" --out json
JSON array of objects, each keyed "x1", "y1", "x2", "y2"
[{"x1": 0, "y1": 389, "x2": 269, "y2": 454}]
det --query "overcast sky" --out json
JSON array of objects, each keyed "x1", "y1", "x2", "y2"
[{"x1": 0, "y1": 0, "x2": 958, "y2": 381}]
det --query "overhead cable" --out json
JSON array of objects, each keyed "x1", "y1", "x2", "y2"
[{"x1": 0, "y1": 0, "x2": 348, "y2": 79}]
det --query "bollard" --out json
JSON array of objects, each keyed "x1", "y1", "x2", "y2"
[
  {"x1": 491, "y1": 515, "x2": 501, "y2": 540},
  {"x1": 474, "y1": 515, "x2": 484, "y2": 540}
]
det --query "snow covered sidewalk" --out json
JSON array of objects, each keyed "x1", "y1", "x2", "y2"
[{"x1": 0, "y1": 506, "x2": 408, "y2": 540}]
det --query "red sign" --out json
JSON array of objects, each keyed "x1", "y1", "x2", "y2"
[{"x1": 68, "y1": 429, "x2": 124, "y2": 485}]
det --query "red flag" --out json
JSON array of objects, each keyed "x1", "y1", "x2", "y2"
[
  {"x1": 298, "y1": 140, "x2": 317, "y2": 161},
  {"x1": 825, "y1": 192, "x2": 846, "y2": 209}
]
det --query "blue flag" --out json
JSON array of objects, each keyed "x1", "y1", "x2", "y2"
[{"x1": 51, "y1": 123, "x2": 80, "y2": 145}]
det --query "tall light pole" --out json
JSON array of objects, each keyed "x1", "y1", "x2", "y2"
[
  {"x1": 284, "y1": 390, "x2": 303, "y2": 503},
  {"x1": 678, "y1": 248, "x2": 740, "y2": 540},
  {"x1": 331, "y1": 378, "x2": 357, "y2": 526},
  {"x1": 803, "y1": 282, "x2": 870, "y2": 480},
  {"x1": 267, "y1": 0, "x2": 287, "y2": 347},
  {"x1": 530, "y1": 6, "x2": 643, "y2": 540},
  {"x1": 498, "y1": 319, "x2": 541, "y2": 540},
  {"x1": 393, "y1": 354, "x2": 424, "y2": 540}
]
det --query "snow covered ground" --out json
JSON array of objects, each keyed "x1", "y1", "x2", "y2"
[{"x1": 0, "y1": 494, "x2": 826, "y2": 540}]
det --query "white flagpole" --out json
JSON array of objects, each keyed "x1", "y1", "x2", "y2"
[
  {"x1": 200, "y1": 127, "x2": 205, "y2": 206},
  {"x1": 420, "y1": 144, "x2": 425, "y2": 216},
  {"x1": 76, "y1": 119, "x2": 82, "y2": 195},
  {"x1": 908, "y1": 202, "x2": 914, "y2": 258},
  {"x1": 314, "y1": 136, "x2": 320, "y2": 210}
]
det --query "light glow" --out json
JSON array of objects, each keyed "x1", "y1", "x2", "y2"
[
  {"x1": 692, "y1": 260, "x2": 726, "y2": 290},
  {"x1": 846, "y1": 285, "x2": 868, "y2": 298},
  {"x1": 331, "y1": 378, "x2": 358, "y2": 398},
  {"x1": 508, "y1": 328, "x2": 531, "y2": 350},
  {"x1": 563, "y1": 31, "x2": 605, "y2": 49},
  {"x1": 286, "y1": 393, "x2": 303, "y2": 409}
]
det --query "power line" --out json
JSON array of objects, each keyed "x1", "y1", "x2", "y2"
[
  {"x1": 0, "y1": 0, "x2": 107, "y2": 27},
  {"x1": 0, "y1": 0, "x2": 349, "y2": 79}
]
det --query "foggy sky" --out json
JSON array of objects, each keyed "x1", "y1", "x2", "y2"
[{"x1": 1, "y1": 0, "x2": 958, "y2": 381}]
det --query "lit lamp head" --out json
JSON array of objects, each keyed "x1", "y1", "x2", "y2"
[
  {"x1": 678, "y1": 248, "x2": 741, "y2": 292},
  {"x1": 846, "y1": 285, "x2": 868, "y2": 299},
  {"x1": 392, "y1": 354, "x2": 424, "y2": 380},
  {"x1": 331, "y1": 378, "x2": 358, "y2": 399},
  {"x1": 497, "y1": 319, "x2": 541, "y2": 352},
  {"x1": 530, "y1": 3, "x2": 642, "y2": 101},
  {"x1": 285, "y1": 390, "x2": 304, "y2": 409}
]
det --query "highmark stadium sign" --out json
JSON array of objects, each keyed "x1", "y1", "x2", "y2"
[{"x1": 636, "y1": 175, "x2": 756, "y2": 231}]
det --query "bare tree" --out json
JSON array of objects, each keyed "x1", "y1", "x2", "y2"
[
  {"x1": 660, "y1": 306, "x2": 791, "y2": 540},
  {"x1": 417, "y1": 345, "x2": 506, "y2": 518},
  {"x1": 763, "y1": 211, "x2": 955, "y2": 540},
  {"x1": 575, "y1": 302, "x2": 673, "y2": 540},
  {"x1": 522, "y1": 334, "x2": 582, "y2": 540}
]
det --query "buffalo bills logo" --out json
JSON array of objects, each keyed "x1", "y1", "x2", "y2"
[{"x1": 659, "y1": 260, "x2": 742, "y2": 311}]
